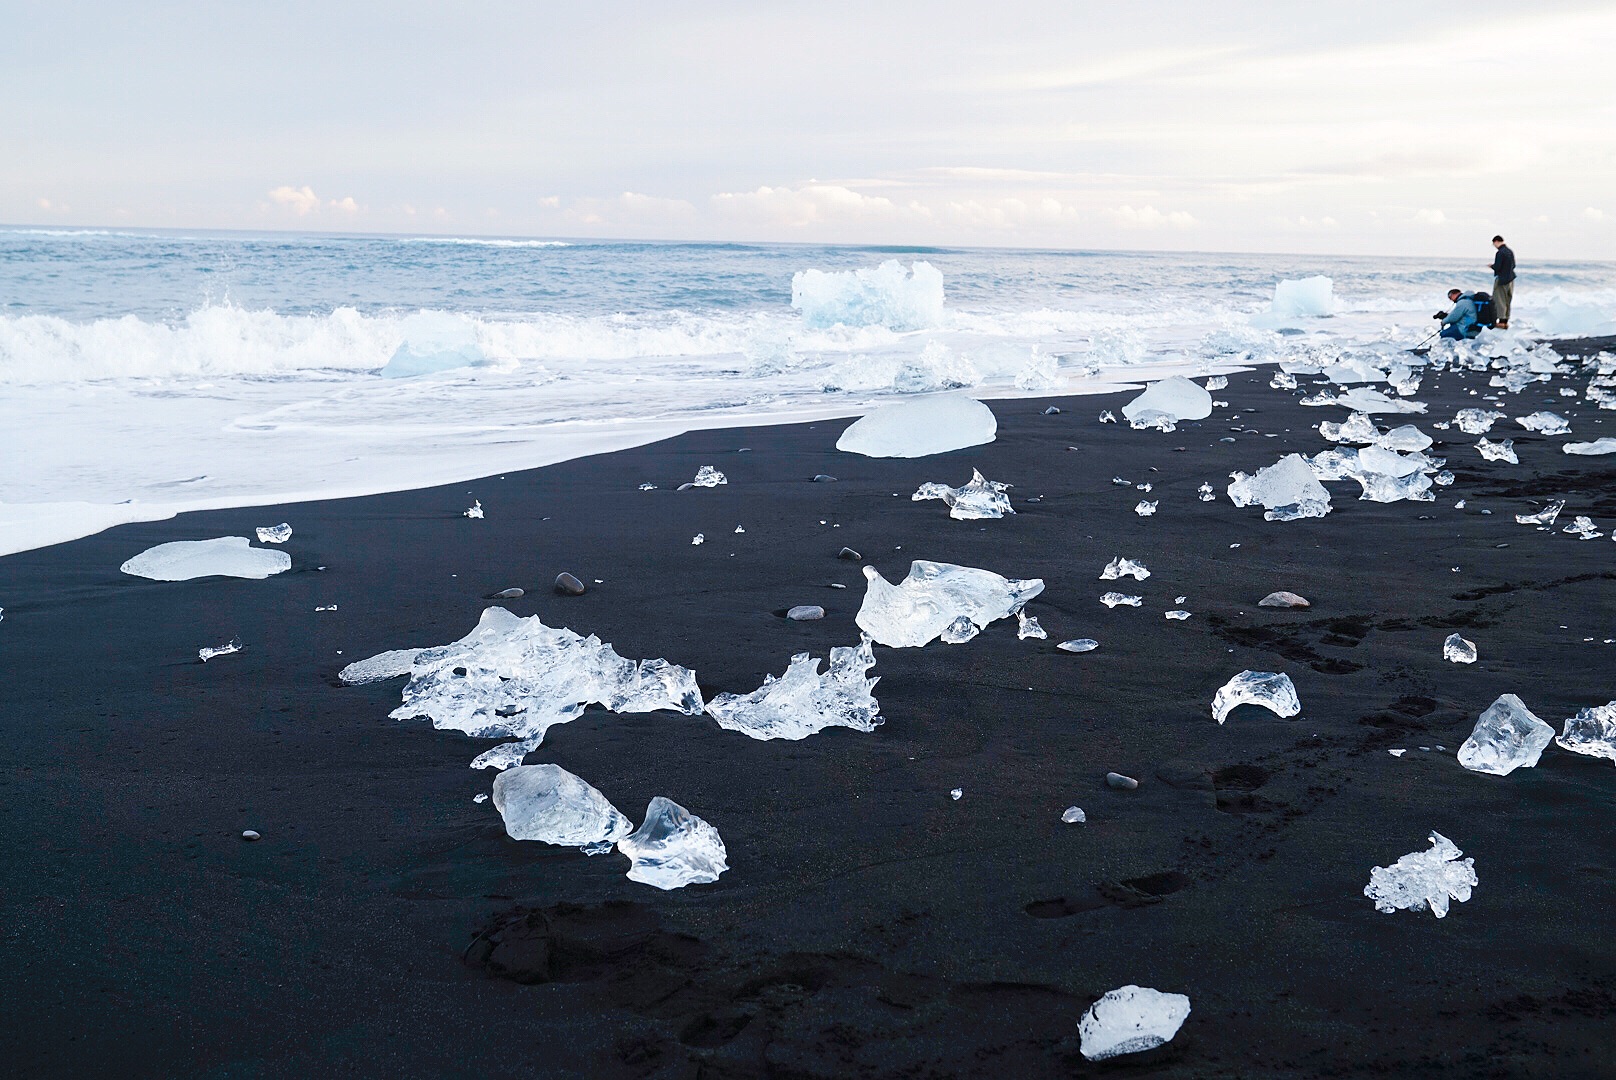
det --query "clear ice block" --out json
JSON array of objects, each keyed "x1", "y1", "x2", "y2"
[
  {"x1": 618, "y1": 797, "x2": 729, "y2": 890},
  {"x1": 1211, "y1": 670, "x2": 1300, "y2": 724}
]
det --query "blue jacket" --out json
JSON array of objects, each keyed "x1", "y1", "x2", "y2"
[{"x1": 1443, "y1": 295, "x2": 1479, "y2": 336}]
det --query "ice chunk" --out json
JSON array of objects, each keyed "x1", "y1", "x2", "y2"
[
  {"x1": 121, "y1": 537, "x2": 291, "y2": 581},
  {"x1": 1100, "y1": 556, "x2": 1150, "y2": 581},
  {"x1": 1514, "y1": 500, "x2": 1564, "y2": 526},
  {"x1": 1378, "y1": 424, "x2": 1433, "y2": 452},
  {"x1": 855, "y1": 560, "x2": 1043, "y2": 648},
  {"x1": 618, "y1": 797, "x2": 728, "y2": 889},
  {"x1": 1268, "y1": 275, "x2": 1336, "y2": 317},
  {"x1": 940, "y1": 614, "x2": 981, "y2": 644},
  {"x1": 1556, "y1": 703, "x2": 1616, "y2": 764},
  {"x1": 1212, "y1": 670, "x2": 1300, "y2": 724},
  {"x1": 1357, "y1": 445, "x2": 1425, "y2": 477},
  {"x1": 1127, "y1": 410, "x2": 1178, "y2": 432},
  {"x1": 255, "y1": 523, "x2": 292, "y2": 544},
  {"x1": 1364, "y1": 832, "x2": 1477, "y2": 919},
  {"x1": 691, "y1": 533, "x2": 705, "y2": 545},
  {"x1": 339, "y1": 648, "x2": 420, "y2": 685},
  {"x1": 198, "y1": 636, "x2": 243, "y2": 662},
  {"x1": 639, "y1": 482, "x2": 656, "y2": 491},
  {"x1": 491, "y1": 763, "x2": 633, "y2": 847},
  {"x1": 1227, "y1": 454, "x2": 1332, "y2": 521},
  {"x1": 1062, "y1": 806, "x2": 1086, "y2": 823},
  {"x1": 359, "y1": 607, "x2": 702, "y2": 756},
  {"x1": 464, "y1": 500, "x2": 484, "y2": 519},
  {"x1": 1475, "y1": 438, "x2": 1518, "y2": 464},
  {"x1": 1016, "y1": 610, "x2": 1047, "y2": 640},
  {"x1": 1134, "y1": 500, "x2": 1158, "y2": 516},
  {"x1": 704, "y1": 636, "x2": 881, "y2": 741},
  {"x1": 836, "y1": 396, "x2": 997, "y2": 459},
  {"x1": 790, "y1": 260, "x2": 944, "y2": 331},
  {"x1": 1457, "y1": 694, "x2": 1554, "y2": 775},
  {"x1": 381, "y1": 311, "x2": 485, "y2": 378},
  {"x1": 1100, "y1": 592, "x2": 1142, "y2": 608},
  {"x1": 1121, "y1": 376, "x2": 1213, "y2": 423},
  {"x1": 1319, "y1": 412, "x2": 1379, "y2": 444},
  {"x1": 1564, "y1": 438, "x2": 1616, "y2": 456},
  {"x1": 911, "y1": 468, "x2": 1013, "y2": 519},
  {"x1": 1531, "y1": 296, "x2": 1616, "y2": 337},
  {"x1": 1078, "y1": 985, "x2": 1192, "y2": 1061},
  {"x1": 1455, "y1": 408, "x2": 1507, "y2": 434},
  {"x1": 1197, "y1": 482, "x2": 1215, "y2": 502},
  {"x1": 690, "y1": 465, "x2": 727, "y2": 487},
  {"x1": 1270, "y1": 370, "x2": 1298, "y2": 390},
  {"x1": 1014, "y1": 346, "x2": 1060, "y2": 391},
  {"x1": 1564, "y1": 516, "x2": 1604, "y2": 539},
  {"x1": 1443, "y1": 634, "x2": 1477, "y2": 664},
  {"x1": 1098, "y1": 410, "x2": 1116, "y2": 424},
  {"x1": 1165, "y1": 609, "x2": 1191, "y2": 620},
  {"x1": 1057, "y1": 638, "x2": 1099, "y2": 653},
  {"x1": 1204, "y1": 375, "x2": 1228, "y2": 391},
  {"x1": 1515, "y1": 411, "x2": 1571, "y2": 436}
]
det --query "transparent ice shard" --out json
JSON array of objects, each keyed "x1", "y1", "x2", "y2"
[
  {"x1": 464, "y1": 500, "x2": 484, "y2": 519},
  {"x1": 352, "y1": 607, "x2": 702, "y2": 760},
  {"x1": 1204, "y1": 375, "x2": 1228, "y2": 391},
  {"x1": 1564, "y1": 516, "x2": 1604, "y2": 539},
  {"x1": 940, "y1": 615, "x2": 982, "y2": 644},
  {"x1": 1454, "y1": 408, "x2": 1507, "y2": 434},
  {"x1": 1165, "y1": 610, "x2": 1191, "y2": 620},
  {"x1": 1212, "y1": 670, "x2": 1300, "y2": 724},
  {"x1": 855, "y1": 560, "x2": 1044, "y2": 648},
  {"x1": 1270, "y1": 370, "x2": 1298, "y2": 389},
  {"x1": 1016, "y1": 610, "x2": 1048, "y2": 640},
  {"x1": 1057, "y1": 638, "x2": 1099, "y2": 653},
  {"x1": 338, "y1": 648, "x2": 420, "y2": 685},
  {"x1": 1564, "y1": 438, "x2": 1616, "y2": 456},
  {"x1": 491, "y1": 763, "x2": 633, "y2": 847},
  {"x1": 638, "y1": 482, "x2": 657, "y2": 491},
  {"x1": 911, "y1": 468, "x2": 1014, "y2": 520},
  {"x1": 1515, "y1": 411, "x2": 1570, "y2": 435},
  {"x1": 1128, "y1": 411, "x2": 1178, "y2": 432},
  {"x1": 1079, "y1": 985, "x2": 1191, "y2": 1061},
  {"x1": 618, "y1": 797, "x2": 728, "y2": 890},
  {"x1": 835, "y1": 396, "x2": 997, "y2": 458},
  {"x1": 1364, "y1": 831, "x2": 1477, "y2": 918},
  {"x1": 691, "y1": 465, "x2": 727, "y2": 487},
  {"x1": 1098, "y1": 410, "x2": 1116, "y2": 423},
  {"x1": 1457, "y1": 694, "x2": 1554, "y2": 775},
  {"x1": 1319, "y1": 411, "x2": 1379, "y2": 444},
  {"x1": 691, "y1": 533, "x2": 705, "y2": 545},
  {"x1": 1122, "y1": 376, "x2": 1213, "y2": 423},
  {"x1": 1061, "y1": 806, "x2": 1086, "y2": 823},
  {"x1": 1134, "y1": 500, "x2": 1158, "y2": 516},
  {"x1": 1100, "y1": 592, "x2": 1142, "y2": 608},
  {"x1": 1476, "y1": 438, "x2": 1518, "y2": 464},
  {"x1": 1443, "y1": 634, "x2": 1477, "y2": 664},
  {"x1": 1100, "y1": 556, "x2": 1150, "y2": 581},
  {"x1": 198, "y1": 636, "x2": 243, "y2": 662},
  {"x1": 1514, "y1": 500, "x2": 1564, "y2": 526},
  {"x1": 1556, "y1": 703, "x2": 1616, "y2": 764},
  {"x1": 255, "y1": 523, "x2": 292, "y2": 544},
  {"x1": 1227, "y1": 454, "x2": 1333, "y2": 521},
  {"x1": 704, "y1": 635, "x2": 881, "y2": 741},
  {"x1": 121, "y1": 537, "x2": 292, "y2": 581},
  {"x1": 1378, "y1": 424, "x2": 1434, "y2": 452},
  {"x1": 1197, "y1": 482, "x2": 1215, "y2": 502},
  {"x1": 950, "y1": 787, "x2": 963, "y2": 800}
]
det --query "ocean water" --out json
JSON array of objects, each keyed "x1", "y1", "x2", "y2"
[{"x1": 2, "y1": 227, "x2": 1613, "y2": 555}]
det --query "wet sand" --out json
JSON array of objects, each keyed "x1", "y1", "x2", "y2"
[{"x1": 2, "y1": 337, "x2": 1614, "y2": 1078}]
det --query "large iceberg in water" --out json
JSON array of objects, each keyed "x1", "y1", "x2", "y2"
[
  {"x1": 1227, "y1": 455, "x2": 1333, "y2": 521},
  {"x1": 380, "y1": 311, "x2": 486, "y2": 378},
  {"x1": 343, "y1": 607, "x2": 703, "y2": 763},
  {"x1": 856, "y1": 560, "x2": 1044, "y2": 648},
  {"x1": 618, "y1": 797, "x2": 729, "y2": 889},
  {"x1": 836, "y1": 396, "x2": 997, "y2": 458},
  {"x1": 121, "y1": 536, "x2": 291, "y2": 581},
  {"x1": 704, "y1": 636, "x2": 882, "y2": 740},
  {"x1": 1364, "y1": 832, "x2": 1477, "y2": 918},
  {"x1": 790, "y1": 260, "x2": 945, "y2": 330},
  {"x1": 491, "y1": 763, "x2": 634, "y2": 847},
  {"x1": 1121, "y1": 376, "x2": 1213, "y2": 423}
]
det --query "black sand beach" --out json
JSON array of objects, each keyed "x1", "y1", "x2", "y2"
[{"x1": 3, "y1": 339, "x2": 1615, "y2": 1078}]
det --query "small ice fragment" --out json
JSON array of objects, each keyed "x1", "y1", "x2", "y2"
[
  {"x1": 473, "y1": 793, "x2": 488, "y2": 804},
  {"x1": 464, "y1": 500, "x2": 484, "y2": 519},
  {"x1": 939, "y1": 615, "x2": 981, "y2": 644},
  {"x1": 1136, "y1": 482, "x2": 1153, "y2": 492},
  {"x1": 691, "y1": 465, "x2": 727, "y2": 487},
  {"x1": 1099, "y1": 410, "x2": 1116, "y2": 423},
  {"x1": 691, "y1": 533, "x2": 705, "y2": 545},
  {"x1": 950, "y1": 787, "x2": 963, "y2": 800},
  {"x1": 1476, "y1": 438, "x2": 1518, "y2": 464},
  {"x1": 1112, "y1": 476, "x2": 1131, "y2": 486},
  {"x1": 855, "y1": 560, "x2": 1044, "y2": 648},
  {"x1": 121, "y1": 537, "x2": 291, "y2": 581},
  {"x1": 705, "y1": 636, "x2": 880, "y2": 741},
  {"x1": 1197, "y1": 483, "x2": 1215, "y2": 502},
  {"x1": 1563, "y1": 516, "x2": 1603, "y2": 539},
  {"x1": 1057, "y1": 638, "x2": 1099, "y2": 653},
  {"x1": 1078, "y1": 985, "x2": 1191, "y2": 1061},
  {"x1": 618, "y1": 797, "x2": 728, "y2": 889},
  {"x1": 491, "y1": 763, "x2": 634, "y2": 847},
  {"x1": 1205, "y1": 375, "x2": 1228, "y2": 390},
  {"x1": 1128, "y1": 411, "x2": 1177, "y2": 432},
  {"x1": 315, "y1": 604, "x2": 337, "y2": 612},
  {"x1": 1134, "y1": 500, "x2": 1158, "y2": 516},
  {"x1": 836, "y1": 396, "x2": 997, "y2": 458},
  {"x1": 1099, "y1": 556, "x2": 1150, "y2": 581},
  {"x1": 1227, "y1": 454, "x2": 1332, "y2": 521},
  {"x1": 1165, "y1": 610, "x2": 1191, "y2": 620},
  {"x1": 911, "y1": 468, "x2": 1014, "y2": 519},
  {"x1": 198, "y1": 636, "x2": 244, "y2": 662},
  {"x1": 1100, "y1": 592, "x2": 1142, "y2": 608},
  {"x1": 734, "y1": 525, "x2": 745, "y2": 534},
  {"x1": 1016, "y1": 610, "x2": 1047, "y2": 640},
  {"x1": 1515, "y1": 411, "x2": 1571, "y2": 435},
  {"x1": 1455, "y1": 499, "x2": 1466, "y2": 508},
  {"x1": 255, "y1": 523, "x2": 292, "y2": 544},
  {"x1": 1389, "y1": 749, "x2": 1406, "y2": 757},
  {"x1": 1514, "y1": 500, "x2": 1564, "y2": 526},
  {"x1": 1457, "y1": 694, "x2": 1554, "y2": 775},
  {"x1": 1212, "y1": 670, "x2": 1300, "y2": 724},
  {"x1": 1433, "y1": 470, "x2": 1455, "y2": 486},
  {"x1": 1454, "y1": 408, "x2": 1508, "y2": 434},
  {"x1": 1270, "y1": 370, "x2": 1298, "y2": 390},
  {"x1": 1556, "y1": 703, "x2": 1616, "y2": 764},
  {"x1": 1061, "y1": 806, "x2": 1086, "y2": 823},
  {"x1": 1443, "y1": 634, "x2": 1477, "y2": 664},
  {"x1": 638, "y1": 482, "x2": 657, "y2": 491},
  {"x1": 1364, "y1": 831, "x2": 1477, "y2": 918},
  {"x1": 1175, "y1": 595, "x2": 1187, "y2": 604}
]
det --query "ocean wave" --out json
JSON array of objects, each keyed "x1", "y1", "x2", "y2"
[
  {"x1": 398, "y1": 236, "x2": 571, "y2": 248},
  {"x1": 791, "y1": 260, "x2": 946, "y2": 330}
]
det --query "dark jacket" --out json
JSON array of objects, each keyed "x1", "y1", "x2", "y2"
[{"x1": 1491, "y1": 244, "x2": 1515, "y2": 284}]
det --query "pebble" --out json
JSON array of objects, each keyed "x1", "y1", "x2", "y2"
[
  {"x1": 554, "y1": 573, "x2": 586, "y2": 596},
  {"x1": 837, "y1": 547, "x2": 862, "y2": 561},
  {"x1": 786, "y1": 605, "x2": 825, "y2": 621},
  {"x1": 1043, "y1": 406, "x2": 1061, "y2": 415},
  {"x1": 241, "y1": 830, "x2": 261, "y2": 841},
  {"x1": 1258, "y1": 591, "x2": 1310, "y2": 608},
  {"x1": 1105, "y1": 772, "x2": 1139, "y2": 791},
  {"x1": 488, "y1": 587, "x2": 525, "y2": 599},
  {"x1": 812, "y1": 474, "x2": 837, "y2": 482}
]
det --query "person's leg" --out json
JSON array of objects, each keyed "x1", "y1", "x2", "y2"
[
  {"x1": 1493, "y1": 279, "x2": 1513, "y2": 327},
  {"x1": 1440, "y1": 325, "x2": 1461, "y2": 339}
]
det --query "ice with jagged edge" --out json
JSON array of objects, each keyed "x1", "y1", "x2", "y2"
[
  {"x1": 704, "y1": 635, "x2": 881, "y2": 741},
  {"x1": 1128, "y1": 410, "x2": 1178, "y2": 432},
  {"x1": 1204, "y1": 375, "x2": 1228, "y2": 390},
  {"x1": 1364, "y1": 832, "x2": 1477, "y2": 919},
  {"x1": 1564, "y1": 516, "x2": 1604, "y2": 539},
  {"x1": 1457, "y1": 694, "x2": 1554, "y2": 775},
  {"x1": 1455, "y1": 408, "x2": 1507, "y2": 434},
  {"x1": 1078, "y1": 985, "x2": 1192, "y2": 1061},
  {"x1": 1476, "y1": 438, "x2": 1518, "y2": 464},
  {"x1": 1515, "y1": 500, "x2": 1565, "y2": 526},
  {"x1": 618, "y1": 797, "x2": 729, "y2": 889},
  {"x1": 1100, "y1": 556, "x2": 1150, "y2": 581},
  {"x1": 1301, "y1": 387, "x2": 1426, "y2": 414},
  {"x1": 1227, "y1": 455, "x2": 1332, "y2": 521},
  {"x1": 855, "y1": 560, "x2": 1044, "y2": 648},
  {"x1": 199, "y1": 636, "x2": 243, "y2": 662},
  {"x1": 1100, "y1": 591, "x2": 1143, "y2": 608},
  {"x1": 1564, "y1": 438, "x2": 1616, "y2": 456},
  {"x1": 691, "y1": 465, "x2": 727, "y2": 487},
  {"x1": 342, "y1": 607, "x2": 703, "y2": 765},
  {"x1": 491, "y1": 763, "x2": 634, "y2": 847},
  {"x1": 1212, "y1": 670, "x2": 1300, "y2": 724},
  {"x1": 911, "y1": 468, "x2": 1014, "y2": 520},
  {"x1": 836, "y1": 396, "x2": 997, "y2": 458},
  {"x1": 121, "y1": 537, "x2": 292, "y2": 581},
  {"x1": 1122, "y1": 376, "x2": 1212, "y2": 423},
  {"x1": 1443, "y1": 633, "x2": 1477, "y2": 664},
  {"x1": 1016, "y1": 610, "x2": 1047, "y2": 640},
  {"x1": 1516, "y1": 411, "x2": 1571, "y2": 436},
  {"x1": 255, "y1": 523, "x2": 292, "y2": 544},
  {"x1": 1305, "y1": 446, "x2": 1438, "y2": 504},
  {"x1": 1557, "y1": 703, "x2": 1616, "y2": 764},
  {"x1": 1135, "y1": 500, "x2": 1158, "y2": 516}
]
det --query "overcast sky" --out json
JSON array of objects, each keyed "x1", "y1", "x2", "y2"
[{"x1": 5, "y1": 1, "x2": 1615, "y2": 256}]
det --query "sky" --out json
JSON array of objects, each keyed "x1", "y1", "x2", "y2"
[{"x1": 4, "y1": 0, "x2": 1615, "y2": 257}]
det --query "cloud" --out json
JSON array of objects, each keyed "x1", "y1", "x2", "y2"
[
  {"x1": 710, "y1": 184, "x2": 903, "y2": 228},
  {"x1": 1585, "y1": 207, "x2": 1607, "y2": 222},
  {"x1": 565, "y1": 191, "x2": 696, "y2": 226},
  {"x1": 329, "y1": 196, "x2": 358, "y2": 214},
  {"x1": 1412, "y1": 208, "x2": 1447, "y2": 226},
  {"x1": 1108, "y1": 204, "x2": 1196, "y2": 229},
  {"x1": 268, "y1": 185, "x2": 321, "y2": 215}
]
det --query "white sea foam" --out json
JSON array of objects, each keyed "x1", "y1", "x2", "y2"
[
  {"x1": 791, "y1": 260, "x2": 945, "y2": 330},
  {"x1": 398, "y1": 237, "x2": 571, "y2": 248}
]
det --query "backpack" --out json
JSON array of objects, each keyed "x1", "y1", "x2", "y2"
[{"x1": 1472, "y1": 291, "x2": 1495, "y2": 326}]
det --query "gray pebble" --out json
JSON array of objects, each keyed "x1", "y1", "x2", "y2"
[
  {"x1": 1043, "y1": 406, "x2": 1061, "y2": 415},
  {"x1": 837, "y1": 547, "x2": 862, "y2": 561},
  {"x1": 786, "y1": 605, "x2": 825, "y2": 621},
  {"x1": 554, "y1": 573, "x2": 587, "y2": 596},
  {"x1": 812, "y1": 474, "x2": 837, "y2": 482},
  {"x1": 1105, "y1": 772, "x2": 1139, "y2": 791},
  {"x1": 488, "y1": 587, "x2": 525, "y2": 599},
  {"x1": 241, "y1": 830, "x2": 261, "y2": 841}
]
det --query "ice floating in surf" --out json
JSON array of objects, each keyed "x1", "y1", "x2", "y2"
[
  {"x1": 1079, "y1": 985, "x2": 1191, "y2": 1061},
  {"x1": 618, "y1": 797, "x2": 729, "y2": 890},
  {"x1": 1121, "y1": 376, "x2": 1212, "y2": 424},
  {"x1": 1227, "y1": 455, "x2": 1332, "y2": 521},
  {"x1": 1557, "y1": 703, "x2": 1616, "y2": 764},
  {"x1": 1458, "y1": 694, "x2": 1553, "y2": 775},
  {"x1": 912, "y1": 469, "x2": 1013, "y2": 519},
  {"x1": 1212, "y1": 670, "x2": 1300, "y2": 724},
  {"x1": 836, "y1": 396, "x2": 997, "y2": 459},
  {"x1": 1364, "y1": 832, "x2": 1477, "y2": 919},
  {"x1": 121, "y1": 537, "x2": 291, "y2": 581},
  {"x1": 855, "y1": 560, "x2": 1043, "y2": 648},
  {"x1": 704, "y1": 636, "x2": 881, "y2": 741},
  {"x1": 491, "y1": 763, "x2": 633, "y2": 848},
  {"x1": 381, "y1": 311, "x2": 486, "y2": 378}
]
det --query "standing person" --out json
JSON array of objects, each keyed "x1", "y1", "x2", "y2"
[{"x1": 1490, "y1": 235, "x2": 1515, "y2": 329}]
